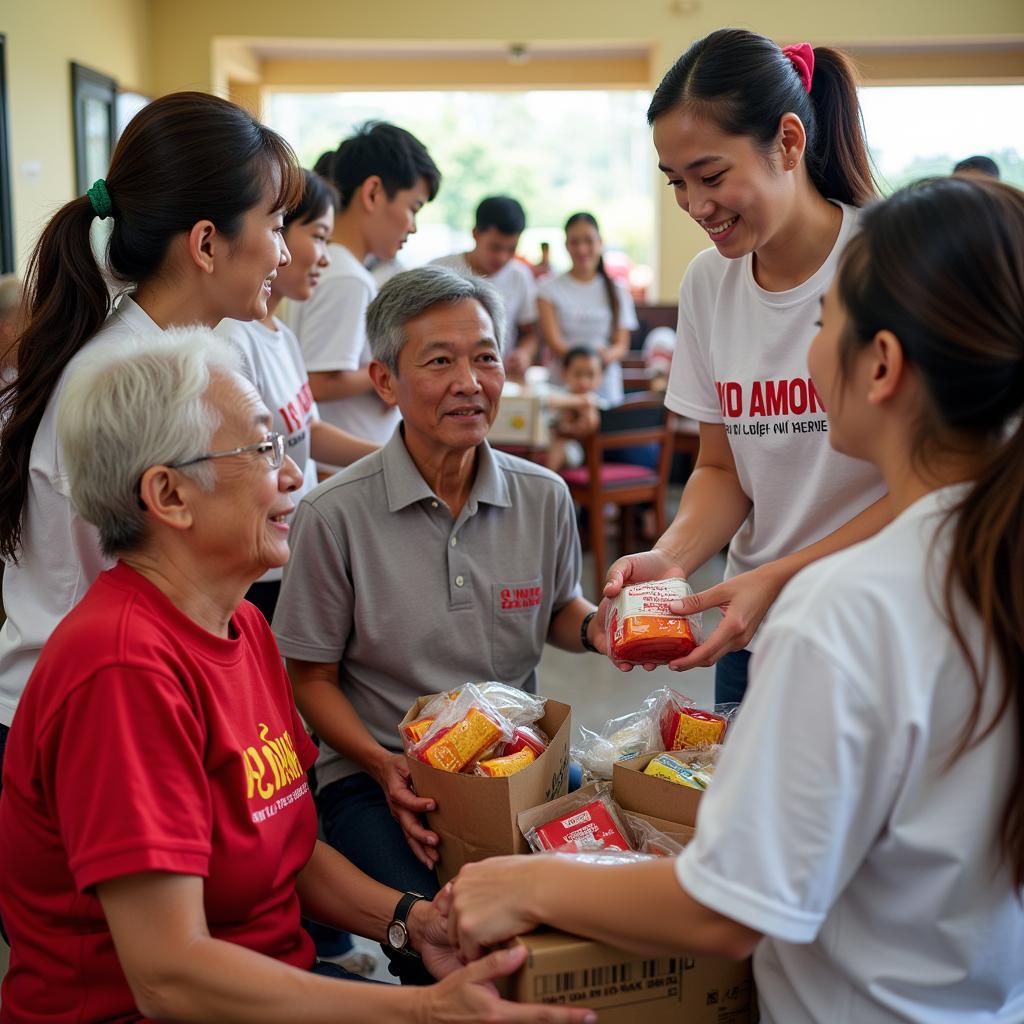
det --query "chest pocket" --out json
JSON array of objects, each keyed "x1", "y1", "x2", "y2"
[{"x1": 491, "y1": 577, "x2": 545, "y2": 681}]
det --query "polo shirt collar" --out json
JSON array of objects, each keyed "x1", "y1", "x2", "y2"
[{"x1": 382, "y1": 429, "x2": 512, "y2": 514}]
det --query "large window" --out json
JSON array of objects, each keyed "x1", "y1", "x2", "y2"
[
  {"x1": 267, "y1": 90, "x2": 655, "y2": 288},
  {"x1": 860, "y1": 85, "x2": 1023, "y2": 191}
]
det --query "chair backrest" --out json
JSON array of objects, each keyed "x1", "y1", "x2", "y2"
[{"x1": 580, "y1": 392, "x2": 673, "y2": 483}]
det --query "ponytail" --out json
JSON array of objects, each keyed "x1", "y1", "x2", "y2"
[
  {"x1": 564, "y1": 211, "x2": 620, "y2": 344},
  {"x1": 0, "y1": 91, "x2": 301, "y2": 562},
  {"x1": 647, "y1": 29, "x2": 878, "y2": 208},
  {"x1": 836, "y1": 176, "x2": 1024, "y2": 889}
]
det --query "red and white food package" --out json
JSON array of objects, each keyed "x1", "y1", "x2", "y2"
[
  {"x1": 654, "y1": 688, "x2": 733, "y2": 750},
  {"x1": 520, "y1": 783, "x2": 632, "y2": 854},
  {"x1": 605, "y1": 578, "x2": 703, "y2": 665}
]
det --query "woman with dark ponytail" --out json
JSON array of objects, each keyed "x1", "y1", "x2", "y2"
[
  {"x1": 605, "y1": 30, "x2": 889, "y2": 700},
  {"x1": 538, "y1": 211, "x2": 638, "y2": 404},
  {"x1": 446, "y1": 175, "x2": 1024, "y2": 1024},
  {"x1": 0, "y1": 91, "x2": 302, "y2": 760}
]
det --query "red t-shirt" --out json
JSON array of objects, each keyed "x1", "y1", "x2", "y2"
[{"x1": 0, "y1": 562, "x2": 319, "y2": 1022}]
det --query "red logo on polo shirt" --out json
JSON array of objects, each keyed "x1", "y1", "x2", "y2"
[{"x1": 501, "y1": 585, "x2": 542, "y2": 610}]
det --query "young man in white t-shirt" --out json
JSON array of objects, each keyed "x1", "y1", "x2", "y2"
[
  {"x1": 292, "y1": 123, "x2": 441, "y2": 449},
  {"x1": 430, "y1": 196, "x2": 539, "y2": 378}
]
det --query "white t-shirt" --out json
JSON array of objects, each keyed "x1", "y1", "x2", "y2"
[
  {"x1": 291, "y1": 242, "x2": 399, "y2": 447},
  {"x1": 665, "y1": 203, "x2": 885, "y2": 589},
  {"x1": 538, "y1": 272, "x2": 639, "y2": 405},
  {"x1": 676, "y1": 486, "x2": 1024, "y2": 1024},
  {"x1": 215, "y1": 316, "x2": 321, "y2": 583},
  {"x1": 430, "y1": 252, "x2": 538, "y2": 353},
  {"x1": 0, "y1": 296, "x2": 158, "y2": 726}
]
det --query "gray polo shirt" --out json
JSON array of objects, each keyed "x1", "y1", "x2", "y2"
[{"x1": 273, "y1": 427, "x2": 583, "y2": 790}]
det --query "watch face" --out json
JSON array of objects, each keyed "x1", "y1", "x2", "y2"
[{"x1": 388, "y1": 921, "x2": 409, "y2": 950}]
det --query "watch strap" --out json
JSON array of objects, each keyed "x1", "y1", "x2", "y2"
[
  {"x1": 580, "y1": 609, "x2": 600, "y2": 653},
  {"x1": 388, "y1": 891, "x2": 427, "y2": 956}
]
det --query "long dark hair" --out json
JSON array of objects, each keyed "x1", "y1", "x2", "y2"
[
  {"x1": 285, "y1": 169, "x2": 339, "y2": 229},
  {"x1": 837, "y1": 176, "x2": 1024, "y2": 889},
  {"x1": 648, "y1": 29, "x2": 876, "y2": 207},
  {"x1": 564, "y1": 212, "x2": 620, "y2": 338},
  {"x1": 0, "y1": 91, "x2": 302, "y2": 562}
]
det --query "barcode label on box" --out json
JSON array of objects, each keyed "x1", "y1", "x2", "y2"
[{"x1": 533, "y1": 957, "x2": 682, "y2": 1006}]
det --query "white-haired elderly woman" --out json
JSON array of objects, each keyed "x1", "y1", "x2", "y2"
[
  {"x1": 0, "y1": 328, "x2": 595, "y2": 1024},
  {"x1": 273, "y1": 267, "x2": 603, "y2": 981}
]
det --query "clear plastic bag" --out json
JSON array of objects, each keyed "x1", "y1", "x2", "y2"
[
  {"x1": 641, "y1": 746, "x2": 722, "y2": 791},
  {"x1": 621, "y1": 811, "x2": 688, "y2": 857},
  {"x1": 605, "y1": 578, "x2": 704, "y2": 665},
  {"x1": 409, "y1": 683, "x2": 515, "y2": 773},
  {"x1": 654, "y1": 688, "x2": 736, "y2": 750}
]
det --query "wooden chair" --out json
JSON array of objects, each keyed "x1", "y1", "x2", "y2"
[{"x1": 559, "y1": 392, "x2": 673, "y2": 595}]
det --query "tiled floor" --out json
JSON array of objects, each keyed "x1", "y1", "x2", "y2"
[{"x1": 0, "y1": 503, "x2": 727, "y2": 996}]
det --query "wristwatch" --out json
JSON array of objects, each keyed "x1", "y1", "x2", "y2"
[
  {"x1": 386, "y1": 891, "x2": 427, "y2": 957},
  {"x1": 580, "y1": 610, "x2": 600, "y2": 654}
]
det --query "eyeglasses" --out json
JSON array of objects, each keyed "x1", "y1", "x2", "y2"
[{"x1": 170, "y1": 432, "x2": 286, "y2": 471}]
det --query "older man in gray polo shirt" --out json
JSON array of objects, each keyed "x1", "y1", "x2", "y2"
[{"x1": 273, "y1": 266, "x2": 602, "y2": 976}]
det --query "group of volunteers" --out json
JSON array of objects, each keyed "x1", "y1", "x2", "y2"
[{"x1": 0, "y1": 24, "x2": 1020, "y2": 1024}]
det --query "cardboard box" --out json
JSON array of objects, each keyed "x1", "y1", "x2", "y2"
[
  {"x1": 400, "y1": 697, "x2": 570, "y2": 884},
  {"x1": 488, "y1": 393, "x2": 551, "y2": 447},
  {"x1": 613, "y1": 751, "x2": 705, "y2": 829},
  {"x1": 505, "y1": 930, "x2": 755, "y2": 1023}
]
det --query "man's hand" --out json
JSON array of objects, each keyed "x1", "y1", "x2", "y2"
[{"x1": 370, "y1": 752, "x2": 440, "y2": 868}]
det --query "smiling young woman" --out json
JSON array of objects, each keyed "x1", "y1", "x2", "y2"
[{"x1": 604, "y1": 29, "x2": 889, "y2": 701}]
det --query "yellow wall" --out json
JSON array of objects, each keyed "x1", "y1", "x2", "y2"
[{"x1": 1, "y1": 0, "x2": 151, "y2": 271}]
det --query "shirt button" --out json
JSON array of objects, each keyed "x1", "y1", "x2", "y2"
[
  {"x1": 431, "y1": 500, "x2": 439, "y2": 508},
  {"x1": 450, "y1": 537, "x2": 457, "y2": 547},
  {"x1": 455, "y1": 575, "x2": 465, "y2": 588}
]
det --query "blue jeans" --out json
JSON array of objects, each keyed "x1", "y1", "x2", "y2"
[
  {"x1": 317, "y1": 772, "x2": 438, "y2": 985},
  {"x1": 715, "y1": 649, "x2": 752, "y2": 705}
]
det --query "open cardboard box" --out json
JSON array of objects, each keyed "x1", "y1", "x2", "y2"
[
  {"x1": 504, "y1": 929, "x2": 755, "y2": 1024},
  {"x1": 613, "y1": 750, "x2": 705, "y2": 829},
  {"x1": 400, "y1": 696, "x2": 570, "y2": 884}
]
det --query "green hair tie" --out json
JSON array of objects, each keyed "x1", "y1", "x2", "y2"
[{"x1": 87, "y1": 179, "x2": 113, "y2": 220}]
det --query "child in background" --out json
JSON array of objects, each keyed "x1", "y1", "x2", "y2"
[{"x1": 546, "y1": 346, "x2": 603, "y2": 472}]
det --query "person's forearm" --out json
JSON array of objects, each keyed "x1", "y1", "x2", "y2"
[
  {"x1": 526, "y1": 858, "x2": 759, "y2": 960},
  {"x1": 538, "y1": 301, "x2": 570, "y2": 359},
  {"x1": 546, "y1": 597, "x2": 597, "y2": 652},
  {"x1": 310, "y1": 421, "x2": 378, "y2": 467},
  {"x1": 133, "y1": 931, "x2": 417, "y2": 1023},
  {"x1": 655, "y1": 465, "x2": 752, "y2": 578},
  {"x1": 759, "y1": 495, "x2": 892, "y2": 591},
  {"x1": 308, "y1": 368, "x2": 373, "y2": 401},
  {"x1": 603, "y1": 329, "x2": 630, "y2": 364},
  {"x1": 287, "y1": 661, "x2": 391, "y2": 776}
]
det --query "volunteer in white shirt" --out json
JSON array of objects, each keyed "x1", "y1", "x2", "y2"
[
  {"x1": 217, "y1": 169, "x2": 378, "y2": 622},
  {"x1": 537, "y1": 212, "x2": 638, "y2": 406},
  {"x1": 445, "y1": 173, "x2": 1024, "y2": 1024},
  {"x1": 604, "y1": 31, "x2": 889, "y2": 702},
  {"x1": 431, "y1": 195, "x2": 539, "y2": 377},
  {"x1": 0, "y1": 91, "x2": 303, "y2": 771},
  {"x1": 291, "y1": 122, "x2": 441, "y2": 454}
]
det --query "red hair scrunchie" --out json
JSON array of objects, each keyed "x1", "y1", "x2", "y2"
[{"x1": 782, "y1": 42, "x2": 815, "y2": 94}]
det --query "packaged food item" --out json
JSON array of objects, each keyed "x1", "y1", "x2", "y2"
[
  {"x1": 410, "y1": 683, "x2": 514, "y2": 773},
  {"x1": 402, "y1": 716, "x2": 436, "y2": 747},
  {"x1": 622, "y1": 812, "x2": 687, "y2": 858},
  {"x1": 504, "y1": 725, "x2": 548, "y2": 758},
  {"x1": 520, "y1": 783, "x2": 631, "y2": 854},
  {"x1": 605, "y1": 578, "x2": 703, "y2": 665},
  {"x1": 475, "y1": 747, "x2": 537, "y2": 777},
  {"x1": 571, "y1": 703, "x2": 661, "y2": 782},
  {"x1": 643, "y1": 752, "x2": 715, "y2": 791},
  {"x1": 659, "y1": 698, "x2": 727, "y2": 751},
  {"x1": 475, "y1": 682, "x2": 546, "y2": 727}
]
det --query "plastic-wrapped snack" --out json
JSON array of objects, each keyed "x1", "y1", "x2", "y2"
[
  {"x1": 411, "y1": 683, "x2": 514, "y2": 773},
  {"x1": 474, "y1": 747, "x2": 536, "y2": 777},
  {"x1": 605, "y1": 579, "x2": 703, "y2": 665},
  {"x1": 656, "y1": 688, "x2": 730, "y2": 750},
  {"x1": 550, "y1": 849, "x2": 656, "y2": 865},
  {"x1": 401, "y1": 716, "x2": 436, "y2": 748},
  {"x1": 504, "y1": 725, "x2": 548, "y2": 758},
  {"x1": 571, "y1": 703, "x2": 661, "y2": 782},
  {"x1": 519, "y1": 783, "x2": 631, "y2": 854},
  {"x1": 622, "y1": 812, "x2": 688, "y2": 858},
  {"x1": 643, "y1": 751, "x2": 716, "y2": 791}
]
